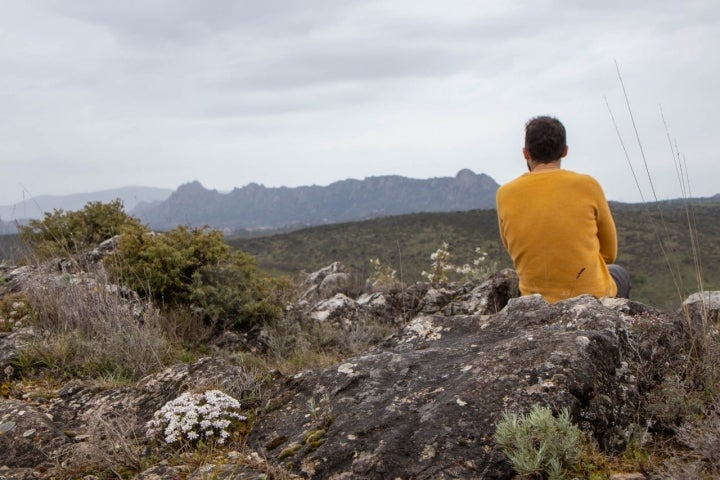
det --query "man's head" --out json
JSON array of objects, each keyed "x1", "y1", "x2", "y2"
[{"x1": 523, "y1": 116, "x2": 567, "y2": 164}]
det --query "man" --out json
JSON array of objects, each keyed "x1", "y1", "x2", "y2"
[{"x1": 496, "y1": 115, "x2": 630, "y2": 303}]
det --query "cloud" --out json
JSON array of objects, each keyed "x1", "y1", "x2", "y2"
[{"x1": 0, "y1": 0, "x2": 718, "y2": 206}]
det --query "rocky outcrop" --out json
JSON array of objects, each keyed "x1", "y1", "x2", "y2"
[
  {"x1": 246, "y1": 294, "x2": 683, "y2": 479},
  {"x1": 0, "y1": 259, "x2": 704, "y2": 479}
]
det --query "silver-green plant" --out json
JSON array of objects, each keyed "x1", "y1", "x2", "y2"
[{"x1": 494, "y1": 405, "x2": 584, "y2": 480}]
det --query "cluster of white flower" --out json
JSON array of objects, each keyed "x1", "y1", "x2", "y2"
[
  {"x1": 146, "y1": 390, "x2": 246, "y2": 446},
  {"x1": 422, "y1": 244, "x2": 494, "y2": 283}
]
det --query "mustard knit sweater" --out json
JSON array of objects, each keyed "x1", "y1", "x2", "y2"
[{"x1": 496, "y1": 169, "x2": 618, "y2": 303}]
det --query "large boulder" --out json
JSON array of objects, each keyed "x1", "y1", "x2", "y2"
[{"x1": 247, "y1": 295, "x2": 684, "y2": 479}]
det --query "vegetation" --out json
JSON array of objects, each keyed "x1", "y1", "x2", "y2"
[
  {"x1": 6, "y1": 201, "x2": 292, "y2": 384},
  {"x1": 17, "y1": 199, "x2": 142, "y2": 259},
  {"x1": 229, "y1": 200, "x2": 720, "y2": 311},
  {"x1": 107, "y1": 224, "x2": 287, "y2": 330},
  {"x1": 5, "y1": 198, "x2": 719, "y2": 312},
  {"x1": 2, "y1": 194, "x2": 720, "y2": 477},
  {"x1": 17, "y1": 272, "x2": 178, "y2": 381},
  {"x1": 494, "y1": 406, "x2": 589, "y2": 480}
]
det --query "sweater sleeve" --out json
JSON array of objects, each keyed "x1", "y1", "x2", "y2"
[
  {"x1": 594, "y1": 182, "x2": 617, "y2": 264},
  {"x1": 496, "y1": 189, "x2": 509, "y2": 250}
]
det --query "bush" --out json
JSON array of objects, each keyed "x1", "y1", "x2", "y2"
[
  {"x1": 494, "y1": 405, "x2": 586, "y2": 480},
  {"x1": 18, "y1": 199, "x2": 141, "y2": 259},
  {"x1": 107, "y1": 224, "x2": 287, "y2": 329}
]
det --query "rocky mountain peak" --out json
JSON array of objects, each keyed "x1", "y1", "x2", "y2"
[{"x1": 133, "y1": 171, "x2": 500, "y2": 231}]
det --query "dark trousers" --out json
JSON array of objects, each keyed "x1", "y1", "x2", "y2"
[{"x1": 608, "y1": 264, "x2": 631, "y2": 299}]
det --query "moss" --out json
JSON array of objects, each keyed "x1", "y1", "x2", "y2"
[
  {"x1": 278, "y1": 442, "x2": 302, "y2": 460},
  {"x1": 303, "y1": 429, "x2": 326, "y2": 445},
  {"x1": 307, "y1": 438, "x2": 326, "y2": 452}
]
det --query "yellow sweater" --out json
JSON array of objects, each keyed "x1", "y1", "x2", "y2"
[{"x1": 496, "y1": 169, "x2": 618, "y2": 303}]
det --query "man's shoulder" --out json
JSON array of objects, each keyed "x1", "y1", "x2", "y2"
[
  {"x1": 559, "y1": 169, "x2": 598, "y2": 180},
  {"x1": 561, "y1": 170, "x2": 604, "y2": 189},
  {"x1": 497, "y1": 170, "x2": 602, "y2": 196}
]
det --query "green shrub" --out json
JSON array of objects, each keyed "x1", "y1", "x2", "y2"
[
  {"x1": 107, "y1": 224, "x2": 287, "y2": 329},
  {"x1": 494, "y1": 405, "x2": 585, "y2": 480},
  {"x1": 18, "y1": 199, "x2": 141, "y2": 259}
]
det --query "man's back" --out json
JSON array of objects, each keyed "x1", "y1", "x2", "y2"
[{"x1": 496, "y1": 169, "x2": 618, "y2": 302}]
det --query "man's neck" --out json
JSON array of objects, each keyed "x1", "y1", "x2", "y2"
[{"x1": 529, "y1": 160, "x2": 561, "y2": 172}]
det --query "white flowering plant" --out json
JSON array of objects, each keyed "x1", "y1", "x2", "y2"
[
  {"x1": 455, "y1": 247, "x2": 495, "y2": 281},
  {"x1": 422, "y1": 244, "x2": 496, "y2": 284},
  {"x1": 369, "y1": 257, "x2": 398, "y2": 289},
  {"x1": 421, "y1": 242, "x2": 455, "y2": 283},
  {"x1": 145, "y1": 390, "x2": 247, "y2": 448}
]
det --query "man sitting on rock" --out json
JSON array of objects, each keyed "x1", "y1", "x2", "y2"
[{"x1": 495, "y1": 115, "x2": 630, "y2": 303}]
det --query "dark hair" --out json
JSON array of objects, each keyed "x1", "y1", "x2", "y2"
[{"x1": 524, "y1": 116, "x2": 566, "y2": 163}]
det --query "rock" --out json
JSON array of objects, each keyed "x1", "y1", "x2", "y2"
[
  {"x1": 0, "y1": 327, "x2": 36, "y2": 382},
  {"x1": 309, "y1": 293, "x2": 358, "y2": 326},
  {"x1": 441, "y1": 269, "x2": 519, "y2": 315},
  {"x1": 0, "y1": 467, "x2": 37, "y2": 480},
  {"x1": 300, "y1": 262, "x2": 354, "y2": 302},
  {"x1": 0, "y1": 250, "x2": 697, "y2": 478},
  {"x1": 0, "y1": 398, "x2": 71, "y2": 469},
  {"x1": 681, "y1": 291, "x2": 720, "y2": 336},
  {"x1": 247, "y1": 295, "x2": 683, "y2": 479},
  {"x1": 47, "y1": 357, "x2": 257, "y2": 437}
]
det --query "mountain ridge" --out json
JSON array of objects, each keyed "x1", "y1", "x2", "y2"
[
  {"x1": 0, "y1": 186, "x2": 173, "y2": 223},
  {"x1": 132, "y1": 169, "x2": 499, "y2": 231}
]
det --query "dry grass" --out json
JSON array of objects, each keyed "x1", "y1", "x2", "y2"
[
  {"x1": 50, "y1": 412, "x2": 143, "y2": 479},
  {"x1": 18, "y1": 264, "x2": 180, "y2": 381},
  {"x1": 606, "y1": 63, "x2": 720, "y2": 476},
  {"x1": 261, "y1": 307, "x2": 395, "y2": 373}
]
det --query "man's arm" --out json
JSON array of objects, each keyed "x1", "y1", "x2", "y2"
[{"x1": 595, "y1": 188, "x2": 617, "y2": 264}]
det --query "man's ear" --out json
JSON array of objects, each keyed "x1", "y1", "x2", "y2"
[
  {"x1": 560, "y1": 146, "x2": 569, "y2": 158},
  {"x1": 522, "y1": 147, "x2": 531, "y2": 161}
]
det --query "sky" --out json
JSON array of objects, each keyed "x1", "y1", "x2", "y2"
[{"x1": 1, "y1": 0, "x2": 719, "y2": 206}]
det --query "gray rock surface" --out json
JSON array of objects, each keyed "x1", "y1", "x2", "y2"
[
  {"x1": 0, "y1": 256, "x2": 710, "y2": 479},
  {"x1": 247, "y1": 295, "x2": 684, "y2": 479}
]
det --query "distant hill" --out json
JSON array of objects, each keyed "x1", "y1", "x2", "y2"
[
  {"x1": 229, "y1": 201, "x2": 720, "y2": 312},
  {"x1": 0, "y1": 186, "x2": 173, "y2": 227},
  {"x1": 132, "y1": 169, "x2": 499, "y2": 232}
]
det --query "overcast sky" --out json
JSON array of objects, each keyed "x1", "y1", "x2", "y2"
[{"x1": 1, "y1": 0, "x2": 718, "y2": 207}]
